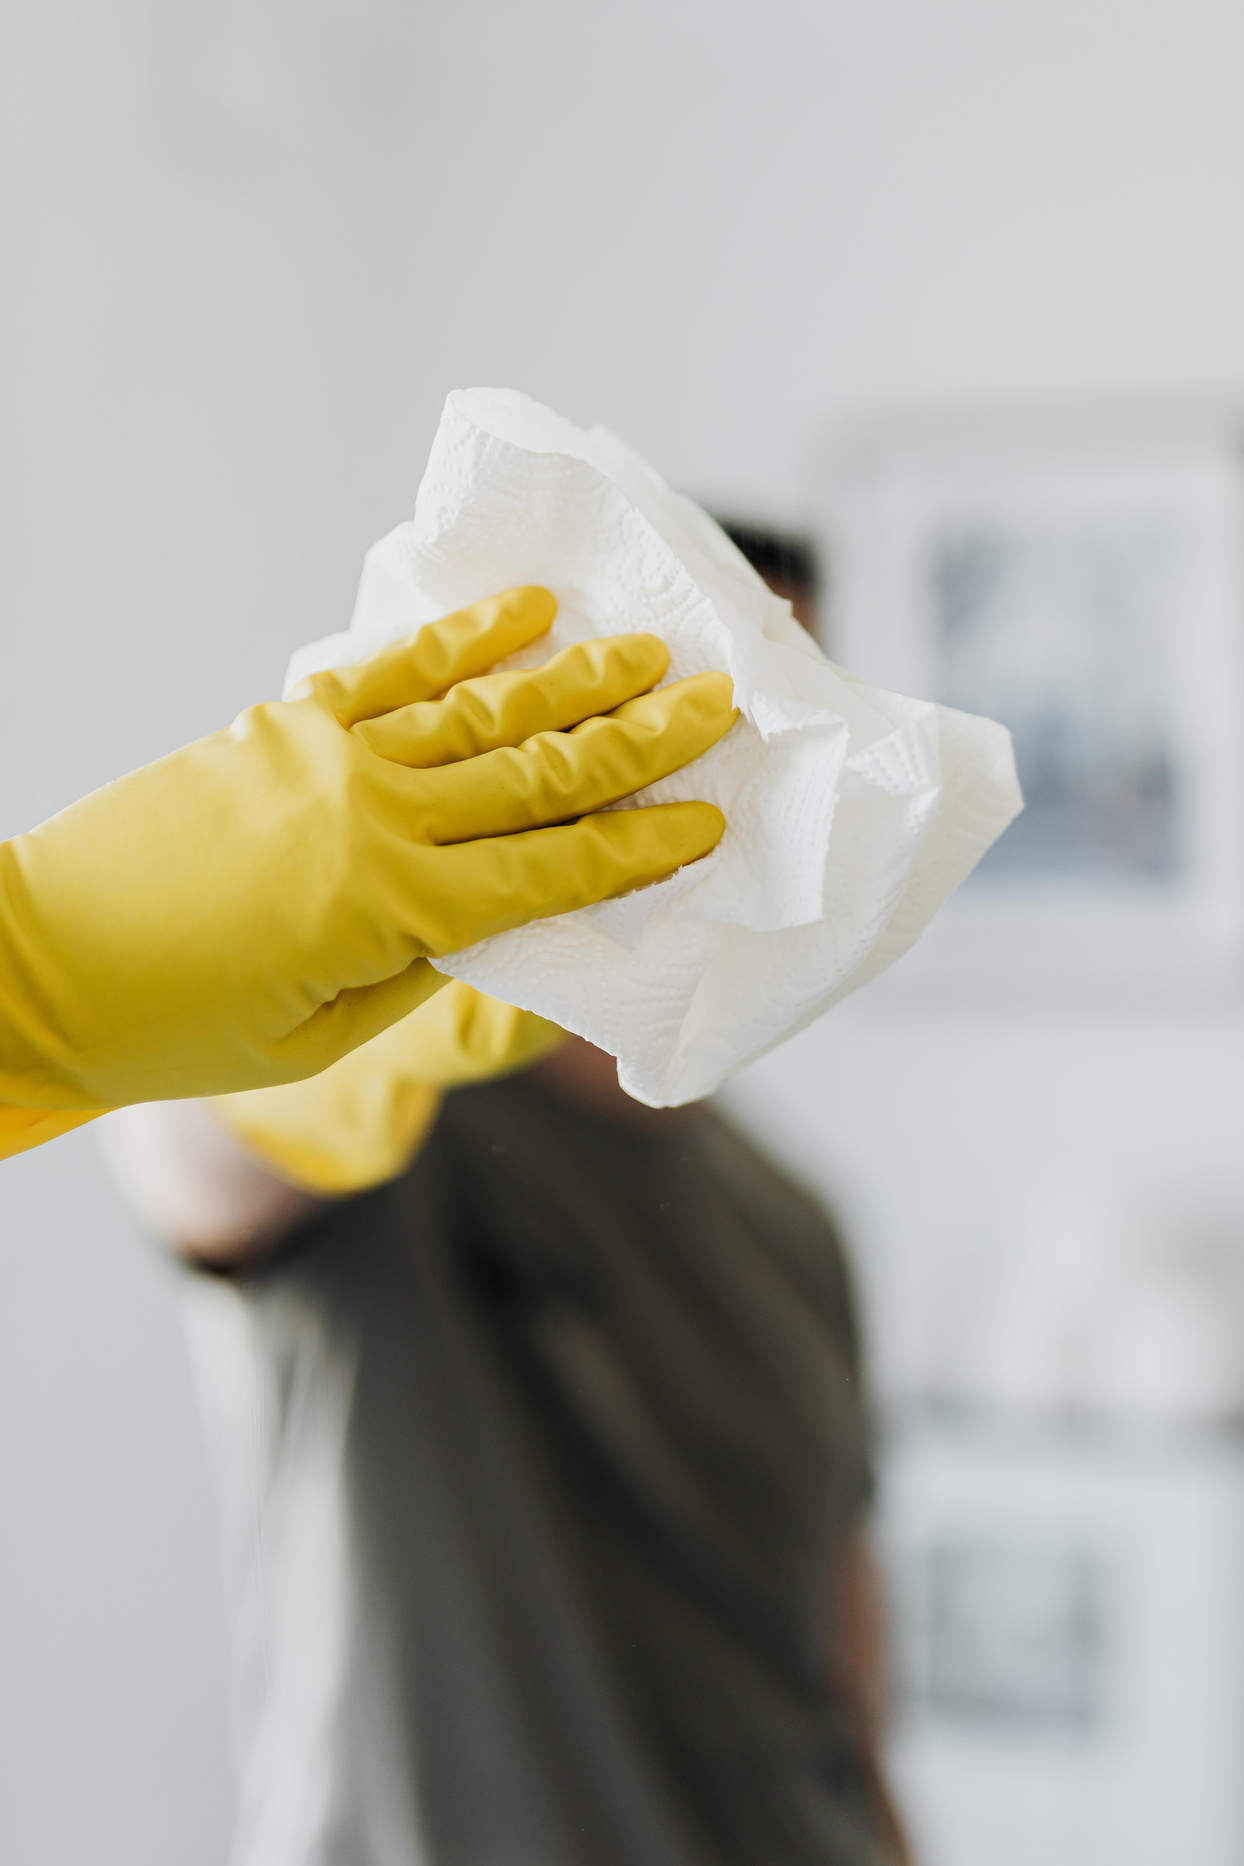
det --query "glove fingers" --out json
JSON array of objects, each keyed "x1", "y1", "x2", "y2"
[
  {"x1": 412, "y1": 672, "x2": 737, "y2": 844},
  {"x1": 403, "y1": 801, "x2": 727, "y2": 954},
  {"x1": 297, "y1": 588, "x2": 558, "y2": 726},
  {"x1": 354, "y1": 633, "x2": 670, "y2": 768}
]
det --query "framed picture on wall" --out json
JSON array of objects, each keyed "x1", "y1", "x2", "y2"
[{"x1": 815, "y1": 400, "x2": 1244, "y2": 999}]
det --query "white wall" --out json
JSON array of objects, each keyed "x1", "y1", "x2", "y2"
[{"x1": 5, "y1": 1, "x2": 1244, "y2": 1857}]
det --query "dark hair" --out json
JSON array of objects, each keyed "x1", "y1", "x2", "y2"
[{"x1": 717, "y1": 519, "x2": 821, "y2": 601}]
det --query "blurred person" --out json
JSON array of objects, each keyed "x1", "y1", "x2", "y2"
[
  {"x1": 105, "y1": 530, "x2": 910, "y2": 1866},
  {"x1": 0, "y1": 588, "x2": 732, "y2": 1162},
  {"x1": 106, "y1": 1036, "x2": 904, "y2": 1866}
]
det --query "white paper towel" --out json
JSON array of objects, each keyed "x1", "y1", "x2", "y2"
[{"x1": 288, "y1": 388, "x2": 1022, "y2": 1106}]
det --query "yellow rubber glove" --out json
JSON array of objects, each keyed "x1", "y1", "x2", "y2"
[
  {"x1": 211, "y1": 982, "x2": 563, "y2": 1195},
  {"x1": 0, "y1": 587, "x2": 732, "y2": 1153},
  {"x1": 0, "y1": 1106, "x2": 105, "y2": 1160}
]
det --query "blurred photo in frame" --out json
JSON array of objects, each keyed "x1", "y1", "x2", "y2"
[{"x1": 815, "y1": 401, "x2": 1244, "y2": 1000}]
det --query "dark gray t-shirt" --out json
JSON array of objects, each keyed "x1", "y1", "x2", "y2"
[{"x1": 182, "y1": 1077, "x2": 884, "y2": 1866}]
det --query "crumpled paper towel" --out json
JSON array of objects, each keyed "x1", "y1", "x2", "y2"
[{"x1": 288, "y1": 388, "x2": 1022, "y2": 1106}]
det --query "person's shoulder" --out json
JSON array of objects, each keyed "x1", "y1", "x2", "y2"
[
  {"x1": 693, "y1": 1106, "x2": 863, "y2": 1337},
  {"x1": 694, "y1": 1106, "x2": 835, "y2": 1230}
]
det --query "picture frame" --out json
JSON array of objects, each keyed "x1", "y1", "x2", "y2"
[{"x1": 813, "y1": 400, "x2": 1244, "y2": 1003}]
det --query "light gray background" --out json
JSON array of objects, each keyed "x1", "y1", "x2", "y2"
[{"x1": 5, "y1": 3, "x2": 1244, "y2": 1859}]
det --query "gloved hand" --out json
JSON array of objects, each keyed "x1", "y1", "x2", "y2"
[
  {"x1": 211, "y1": 981, "x2": 564, "y2": 1195},
  {"x1": 0, "y1": 586, "x2": 732, "y2": 1142}
]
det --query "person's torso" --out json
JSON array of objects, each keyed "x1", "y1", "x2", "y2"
[{"x1": 182, "y1": 1078, "x2": 886, "y2": 1866}]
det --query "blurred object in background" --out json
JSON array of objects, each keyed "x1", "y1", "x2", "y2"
[
  {"x1": 876, "y1": 1175, "x2": 1244, "y2": 1866},
  {"x1": 881, "y1": 1419, "x2": 1244, "y2": 1866},
  {"x1": 810, "y1": 398, "x2": 1244, "y2": 1862},
  {"x1": 816, "y1": 400, "x2": 1244, "y2": 1003}
]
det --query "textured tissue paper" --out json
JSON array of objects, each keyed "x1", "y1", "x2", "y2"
[{"x1": 288, "y1": 388, "x2": 1023, "y2": 1107}]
